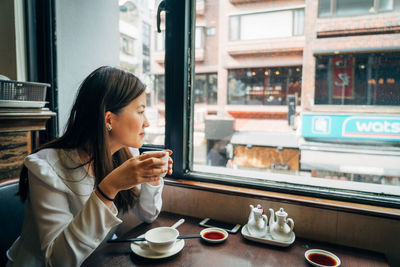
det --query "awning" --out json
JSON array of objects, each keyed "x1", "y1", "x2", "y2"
[
  {"x1": 230, "y1": 131, "x2": 298, "y2": 148},
  {"x1": 300, "y1": 142, "x2": 400, "y2": 176}
]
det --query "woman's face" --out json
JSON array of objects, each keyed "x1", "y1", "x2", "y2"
[{"x1": 107, "y1": 92, "x2": 149, "y2": 152}]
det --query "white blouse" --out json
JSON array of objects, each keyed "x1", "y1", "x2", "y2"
[{"x1": 6, "y1": 148, "x2": 163, "y2": 267}]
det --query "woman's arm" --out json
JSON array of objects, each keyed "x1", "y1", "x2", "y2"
[
  {"x1": 131, "y1": 179, "x2": 164, "y2": 223},
  {"x1": 28, "y1": 171, "x2": 122, "y2": 266}
]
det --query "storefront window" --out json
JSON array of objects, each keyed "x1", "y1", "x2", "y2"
[
  {"x1": 228, "y1": 67, "x2": 302, "y2": 105},
  {"x1": 315, "y1": 52, "x2": 400, "y2": 106},
  {"x1": 194, "y1": 73, "x2": 218, "y2": 105}
]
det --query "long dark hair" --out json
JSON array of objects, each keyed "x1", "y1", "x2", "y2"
[{"x1": 18, "y1": 66, "x2": 146, "y2": 212}]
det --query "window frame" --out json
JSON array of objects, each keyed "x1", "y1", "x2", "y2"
[{"x1": 25, "y1": 0, "x2": 58, "y2": 143}]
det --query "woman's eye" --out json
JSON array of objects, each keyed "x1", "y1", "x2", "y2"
[{"x1": 139, "y1": 111, "x2": 145, "y2": 114}]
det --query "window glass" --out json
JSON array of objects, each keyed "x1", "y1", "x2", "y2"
[
  {"x1": 318, "y1": 0, "x2": 396, "y2": 16},
  {"x1": 191, "y1": 0, "x2": 400, "y2": 200},
  {"x1": 229, "y1": 9, "x2": 304, "y2": 41},
  {"x1": 379, "y1": 0, "x2": 394, "y2": 10},
  {"x1": 240, "y1": 11, "x2": 293, "y2": 40},
  {"x1": 293, "y1": 9, "x2": 305, "y2": 36},
  {"x1": 227, "y1": 67, "x2": 302, "y2": 105},
  {"x1": 194, "y1": 73, "x2": 218, "y2": 105},
  {"x1": 195, "y1": 27, "x2": 204, "y2": 48},
  {"x1": 155, "y1": 30, "x2": 165, "y2": 51},
  {"x1": 336, "y1": 0, "x2": 374, "y2": 16},
  {"x1": 206, "y1": 27, "x2": 216, "y2": 36},
  {"x1": 229, "y1": 16, "x2": 239, "y2": 41},
  {"x1": 318, "y1": 0, "x2": 331, "y2": 16},
  {"x1": 119, "y1": 0, "x2": 165, "y2": 145},
  {"x1": 315, "y1": 53, "x2": 400, "y2": 106}
]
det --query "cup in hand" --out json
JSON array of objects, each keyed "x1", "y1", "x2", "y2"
[
  {"x1": 144, "y1": 227, "x2": 179, "y2": 253},
  {"x1": 142, "y1": 150, "x2": 169, "y2": 177}
]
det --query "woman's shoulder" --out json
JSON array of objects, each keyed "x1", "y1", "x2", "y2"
[
  {"x1": 24, "y1": 148, "x2": 60, "y2": 168},
  {"x1": 24, "y1": 148, "x2": 94, "y2": 194}
]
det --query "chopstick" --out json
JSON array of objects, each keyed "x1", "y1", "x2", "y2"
[{"x1": 107, "y1": 234, "x2": 201, "y2": 243}]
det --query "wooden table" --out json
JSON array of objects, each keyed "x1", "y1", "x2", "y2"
[{"x1": 82, "y1": 212, "x2": 388, "y2": 267}]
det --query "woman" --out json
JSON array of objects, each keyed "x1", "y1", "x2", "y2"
[{"x1": 6, "y1": 66, "x2": 172, "y2": 266}]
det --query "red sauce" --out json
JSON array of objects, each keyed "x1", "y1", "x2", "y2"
[
  {"x1": 308, "y1": 253, "x2": 337, "y2": 266},
  {"x1": 203, "y1": 231, "x2": 225, "y2": 240}
]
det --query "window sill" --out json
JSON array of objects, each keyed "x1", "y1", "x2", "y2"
[{"x1": 164, "y1": 178, "x2": 400, "y2": 220}]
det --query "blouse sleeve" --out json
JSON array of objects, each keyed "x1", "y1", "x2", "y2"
[
  {"x1": 27, "y1": 169, "x2": 122, "y2": 267},
  {"x1": 131, "y1": 178, "x2": 164, "y2": 223}
]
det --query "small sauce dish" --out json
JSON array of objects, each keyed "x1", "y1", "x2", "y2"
[
  {"x1": 305, "y1": 249, "x2": 341, "y2": 267},
  {"x1": 200, "y1": 228, "x2": 228, "y2": 243}
]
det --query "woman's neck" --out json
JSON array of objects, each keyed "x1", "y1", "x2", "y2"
[{"x1": 77, "y1": 148, "x2": 94, "y2": 176}]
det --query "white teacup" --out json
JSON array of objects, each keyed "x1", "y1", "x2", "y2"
[
  {"x1": 144, "y1": 227, "x2": 179, "y2": 253},
  {"x1": 142, "y1": 151, "x2": 169, "y2": 177}
]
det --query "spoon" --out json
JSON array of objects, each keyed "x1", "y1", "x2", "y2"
[
  {"x1": 171, "y1": 218, "x2": 185, "y2": 229},
  {"x1": 107, "y1": 234, "x2": 201, "y2": 243}
]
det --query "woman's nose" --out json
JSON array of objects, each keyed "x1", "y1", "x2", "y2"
[{"x1": 143, "y1": 114, "x2": 150, "y2": 128}]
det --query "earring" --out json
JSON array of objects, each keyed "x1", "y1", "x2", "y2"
[{"x1": 106, "y1": 124, "x2": 112, "y2": 131}]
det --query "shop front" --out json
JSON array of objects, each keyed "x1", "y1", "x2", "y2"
[{"x1": 300, "y1": 114, "x2": 400, "y2": 184}]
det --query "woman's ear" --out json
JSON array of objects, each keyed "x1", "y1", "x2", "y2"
[{"x1": 104, "y1": 111, "x2": 113, "y2": 126}]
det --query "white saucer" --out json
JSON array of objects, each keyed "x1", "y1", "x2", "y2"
[
  {"x1": 241, "y1": 224, "x2": 295, "y2": 247},
  {"x1": 130, "y1": 238, "x2": 185, "y2": 259}
]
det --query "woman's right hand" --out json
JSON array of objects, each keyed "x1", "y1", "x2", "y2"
[{"x1": 97, "y1": 151, "x2": 168, "y2": 201}]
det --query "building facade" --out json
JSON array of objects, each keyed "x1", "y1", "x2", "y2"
[{"x1": 121, "y1": 0, "x2": 400, "y2": 184}]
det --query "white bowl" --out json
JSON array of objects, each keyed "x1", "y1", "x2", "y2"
[
  {"x1": 305, "y1": 249, "x2": 341, "y2": 267},
  {"x1": 200, "y1": 228, "x2": 228, "y2": 243},
  {"x1": 144, "y1": 227, "x2": 179, "y2": 253}
]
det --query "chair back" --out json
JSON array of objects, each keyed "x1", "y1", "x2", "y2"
[{"x1": 0, "y1": 178, "x2": 24, "y2": 265}]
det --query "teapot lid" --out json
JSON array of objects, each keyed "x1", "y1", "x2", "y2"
[{"x1": 275, "y1": 208, "x2": 287, "y2": 216}]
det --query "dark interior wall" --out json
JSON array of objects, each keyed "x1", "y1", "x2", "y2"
[{"x1": 0, "y1": 0, "x2": 17, "y2": 79}]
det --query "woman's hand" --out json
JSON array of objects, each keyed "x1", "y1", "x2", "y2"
[{"x1": 98, "y1": 151, "x2": 173, "y2": 199}]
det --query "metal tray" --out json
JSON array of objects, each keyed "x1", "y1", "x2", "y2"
[{"x1": 0, "y1": 100, "x2": 47, "y2": 108}]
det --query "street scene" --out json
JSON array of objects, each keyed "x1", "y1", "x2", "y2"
[{"x1": 119, "y1": 0, "x2": 400, "y2": 187}]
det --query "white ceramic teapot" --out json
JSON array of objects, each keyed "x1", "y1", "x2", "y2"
[
  {"x1": 247, "y1": 204, "x2": 268, "y2": 237},
  {"x1": 269, "y1": 208, "x2": 294, "y2": 242}
]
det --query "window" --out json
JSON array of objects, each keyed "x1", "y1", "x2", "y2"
[
  {"x1": 229, "y1": 9, "x2": 305, "y2": 41},
  {"x1": 194, "y1": 73, "x2": 218, "y2": 105},
  {"x1": 171, "y1": 0, "x2": 400, "y2": 206},
  {"x1": 119, "y1": 0, "x2": 165, "y2": 146},
  {"x1": 120, "y1": 35, "x2": 134, "y2": 55},
  {"x1": 147, "y1": 0, "x2": 400, "y2": 207},
  {"x1": 315, "y1": 52, "x2": 400, "y2": 106},
  {"x1": 142, "y1": 22, "x2": 151, "y2": 57},
  {"x1": 195, "y1": 27, "x2": 205, "y2": 49},
  {"x1": 206, "y1": 27, "x2": 216, "y2": 36},
  {"x1": 156, "y1": 27, "x2": 205, "y2": 50},
  {"x1": 318, "y1": 0, "x2": 396, "y2": 17},
  {"x1": 142, "y1": 22, "x2": 151, "y2": 73},
  {"x1": 152, "y1": 73, "x2": 218, "y2": 105},
  {"x1": 227, "y1": 67, "x2": 302, "y2": 105},
  {"x1": 155, "y1": 30, "x2": 165, "y2": 51}
]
